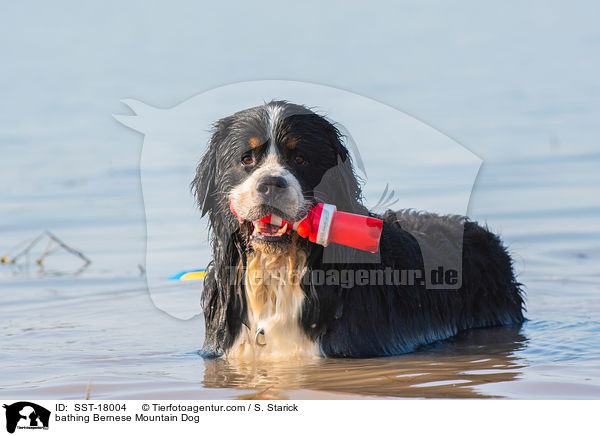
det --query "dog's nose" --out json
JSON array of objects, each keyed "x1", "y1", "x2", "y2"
[{"x1": 256, "y1": 175, "x2": 288, "y2": 197}]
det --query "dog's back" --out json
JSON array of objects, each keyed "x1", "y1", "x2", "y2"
[{"x1": 315, "y1": 210, "x2": 525, "y2": 357}]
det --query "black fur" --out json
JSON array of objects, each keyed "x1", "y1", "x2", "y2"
[{"x1": 192, "y1": 101, "x2": 525, "y2": 358}]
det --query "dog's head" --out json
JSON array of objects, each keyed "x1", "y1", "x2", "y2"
[{"x1": 192, "y1": 101, "x2": 362, "y2": 253}]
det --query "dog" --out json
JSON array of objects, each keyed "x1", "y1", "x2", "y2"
[{"x1": 192, "y1": 100, "x2": 525, "y2": 359}]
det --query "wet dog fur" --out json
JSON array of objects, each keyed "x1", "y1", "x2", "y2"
[{"x1": 192, "y1": 101, "x2": 525, "y2": 359}]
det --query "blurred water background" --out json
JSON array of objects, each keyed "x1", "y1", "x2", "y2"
[{"x1": 1, "y1": 1, "x2": 599, "y2": 399}]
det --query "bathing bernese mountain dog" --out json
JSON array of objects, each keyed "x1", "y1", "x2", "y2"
[{"x1": 192, "y1": 100, "x2": 525, "y2": 359}]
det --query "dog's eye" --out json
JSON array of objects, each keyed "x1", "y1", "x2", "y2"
[
  {"x1": 295, "y1": 155, "x2": 308, "y2": 166},
  {"x1": 241, "y1": 153, "x2": 254, "y2": 166}
]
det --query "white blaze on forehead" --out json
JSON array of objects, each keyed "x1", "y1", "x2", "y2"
[
  {"x1": 260, "y1": 153, "x2": 284, "y2": 174},
  {"x1": 266, "y1": 105, "x2": 283, "y2": 156}
]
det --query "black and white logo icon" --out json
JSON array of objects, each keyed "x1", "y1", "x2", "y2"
[{"x1": 3, "y1": 402, "x2": 50, "y2": 434}]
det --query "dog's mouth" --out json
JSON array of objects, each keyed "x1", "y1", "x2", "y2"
[
  {"x1": 249, "y1": 219, "x2": 292, "y2": 242},
  {"x1": 232, "y1": 204, "x2": 304, "y2": 244}
]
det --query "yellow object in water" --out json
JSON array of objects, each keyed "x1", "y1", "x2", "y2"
[
  {"x1": 169, "y1": 269, "x2": 207, "y2": 281},
  {"x1": 180, "y1": 271, "x2": 207, "y2": 281}
]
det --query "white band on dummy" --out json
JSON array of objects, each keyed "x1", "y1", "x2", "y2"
[
  {"x1": 316, "y1": 204, "x2": 336, "y2": 246},
  {"x1": 269, "y1": 215, "x2": 283, "y2": 227}
]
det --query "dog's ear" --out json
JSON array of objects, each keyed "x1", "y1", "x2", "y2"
[
  {"x1": 192, "y1": 148, "x2": 216, "y2": 217},
  {"x1": 318, "y1": 124, "x2": 365, "y2": 214},
  {"x1": 316, "y1": 124, "x2": 381, "y2": 264},
  {"x1": 330, "y1": 128, "x2": 349, "y2": 162},
  {"x1": 191, "y1": 119, "x2": 230, "y2": 216}
]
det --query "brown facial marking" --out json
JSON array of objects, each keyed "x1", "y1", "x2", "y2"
[
  {"x1": 285, "y1": 137, "x2": 298, "y2": 150},
  {"x1": 249, "y1": 137, "x2": 260, "y2": 148}
]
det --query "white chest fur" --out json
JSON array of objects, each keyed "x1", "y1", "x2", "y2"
[{"x1": 227, "y1": 249, "x2": 319, "y2": 360}]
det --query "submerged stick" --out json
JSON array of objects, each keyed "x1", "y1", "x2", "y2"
[
  {"x1": 44, "y1": 231, "x2": 91, "y2": 266},
  {"x1": 85, "y1": 377, "x2": 92, "y2": 400},
  {"x1": 1, "y1": 231, "x2": 91, "y2": 268},
  {"x1": 2, "y1": 233, "x2": 45, "y2": 264}
]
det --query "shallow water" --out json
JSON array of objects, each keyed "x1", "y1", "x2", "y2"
[
  {"x1": 2, "y1": 140, "x2": 599, "y2": 400},
  {"x1": 1, "y1": 2, "x2": 600, "y2": 400}
]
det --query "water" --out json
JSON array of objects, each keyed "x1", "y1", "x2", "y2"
[{"x1": 1, "y1": 1, "x2": 600, "y2": 399}]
